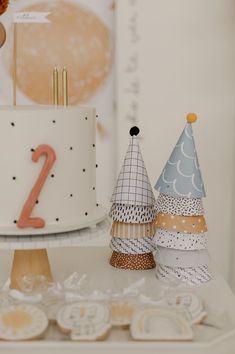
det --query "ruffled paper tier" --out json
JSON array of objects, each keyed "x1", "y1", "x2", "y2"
[
  {"x1": 110, "y1": 251, "x2": 156, "y2": 270},
  {"x1": 111, "y1": 221, "x2": 155, "y2": 239},
  {"x1": 110, "y1": 237, "x2": 155, "y2": 254},
  {"x1": 110, "y1": 204, "x2": 155, "y2": 223},
  {"x1": 156, "y1": 264, "x2": 211, "y2": 286},
  {"x1": 155, "y1": 194, "x2": 204, "y2": 216},
  {"x1": 154, "y1": 228, "x2": 207, "y2": 250}
]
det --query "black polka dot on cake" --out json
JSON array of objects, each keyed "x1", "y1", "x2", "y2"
[
  {"x1": 96, "y1": 203, "x2": 99, "y2": 207},
  {"x1": 11, "y1": 122, "x2": 15, "y2": 127},
  {"x1": 52, "y1": 120, "x2": 56, "y2": 123},
  {"x1": 12, "y1": 176, "x2": 16, "y2": 180},
  {"x1": 13, "y1": 220, "x2": 17, "y2": 224},
  {"x1": 83, "y1": 169, "x2": 86, "y2": 172},
  {"x1": 70, "y1": 147, "x2": 73, "y2": 150},
  {"x1": 85, "y1": 116, "x2": 88, "y2": 120},
  {"x1": 96, "y1": 114, "x2": 98, "y2": 118},
  {"x1": 85, "y1": 212, "x2": 88, "y2": 216},
  {"x1": 92, "y1": 144, "x2": 95, "y2": 147},
  {"x1": 36, "y1": 200, "x2": 39, "y2": 204},
  {"x1": 56, "y1": 218, "x2": 59, "y2": 222},
  {"x1": 31, "y1": 148, "x2": 35, "y2": 152},
  {"x1": 51, "y1": 174, "x2": 55, "y2": 178},
  {"x1": 70, "y1": 194, "x2": 73, "y2": 197},
  {"x1": 96, "y1": 164, "x2": 98, "y2": 168},
  {"x1": 93, "y1": 187, "x2": 95, "y2": 190}
]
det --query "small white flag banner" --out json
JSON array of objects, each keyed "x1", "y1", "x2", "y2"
[{"x1": 13, "y1": 12, "x2": 50, "y2": 24}]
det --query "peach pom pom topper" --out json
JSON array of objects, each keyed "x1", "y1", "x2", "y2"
[
  {"x1": 0, "y1": 0, "x2": 9, "y2": 15},
  {"x1": 186, "y1": 113, "x2": 197, "y2": 124}
]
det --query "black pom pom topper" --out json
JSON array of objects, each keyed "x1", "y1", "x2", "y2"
[{"x1": 129, "y1": 126, "x2": 140, "y2": 136}]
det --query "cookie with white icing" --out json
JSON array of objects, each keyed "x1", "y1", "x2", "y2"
[
  {"x1": 57, "y1": 302, "x2": 111, "y2": 341},
  {"x1": 0, "y1": 304, "x2": 48, "y2": 341},
  {"x1": 166, "y1": 292, "x2": 207, "y2": 324}
]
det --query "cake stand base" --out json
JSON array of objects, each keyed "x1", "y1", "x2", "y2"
[{"x1": 10, "y1": 249, "x2": 53, "y2": 289}]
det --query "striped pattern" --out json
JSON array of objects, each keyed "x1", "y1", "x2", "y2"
[
  {"x1": 156, "y1": 264, "x2": 211, "y2": 286},
  {"x1": 110, "y1": 237, "x2": 155, "y2": 254},
  {"x1": 110, "y1": 251, "x2": 156, "y2": 270},
  {"x1": 111, "y1": 221, "x2": 155, "y2": 239}
]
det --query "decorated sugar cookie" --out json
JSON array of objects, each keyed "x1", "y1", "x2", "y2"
[
  {"x1": 57, "y1": 302, "x2": 111, "y2": 341},
  {"x1": 0, "y1": 304, "x2": 48, "y2": 341},
  {"x1": 166, "y1": 292, "x2": 207, "y2": 324},
  {"x1": 131, "y1": 308, "x2": 193, "y2": 341}
]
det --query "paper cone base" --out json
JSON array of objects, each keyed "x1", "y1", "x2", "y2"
[{"x1": 110, "y1": 251, "x2": 156, "y2": 270}]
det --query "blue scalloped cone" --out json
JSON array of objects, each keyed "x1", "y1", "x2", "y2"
[{"x1": 155, "y1": 122, "x2": 206, "y2": 198}]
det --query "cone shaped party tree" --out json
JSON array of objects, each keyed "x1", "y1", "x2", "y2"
[
  {"x1": 154, "y1": 113, "x2": 211, "y2": 285},
  {"x1": 109, "y1": 127, "x2": 156, "y2": 270}
]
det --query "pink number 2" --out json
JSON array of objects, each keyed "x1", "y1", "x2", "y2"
[{"x1": 17, "y1": 144, "x2": 56, "y2": 229}]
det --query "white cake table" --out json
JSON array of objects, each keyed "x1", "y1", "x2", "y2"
[{"x1": 0, "y1": 246, "x2": 234, "y2": 353}]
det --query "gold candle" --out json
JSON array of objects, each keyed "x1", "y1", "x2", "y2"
[
  {"x1": 62, "y1": 67, "x2": 68, "y2": 107},
  {"x1": 53, "y1": 67, "x2": 59, "y2": 106}
]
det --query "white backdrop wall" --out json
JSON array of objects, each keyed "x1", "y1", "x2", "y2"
[{"x1": 115, "y1": 0, "x2": 235, "y2": 285}]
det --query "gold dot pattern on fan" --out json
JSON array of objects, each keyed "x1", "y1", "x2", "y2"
[
  {"x1": 0, "y1": 305, "x2": 48, "y2": 341},
  {"x1": 8, "y1": 0, "x2": 112, "y2": 105}
]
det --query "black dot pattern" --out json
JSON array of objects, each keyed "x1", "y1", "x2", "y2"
[
  {"x1": 155, "y1": 194, "x2": 204, "y2": 216},
  {"x1": 4, "y1": 110, "x2": 99, "y2": 229},
  {"x1": 155, "y1": 228, "x2": 207, "y2": 250},
  {"x1": 109, "y1": 203, "x2": 156, "y2": 223}
]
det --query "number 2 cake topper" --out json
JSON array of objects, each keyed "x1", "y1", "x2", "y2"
[{"x1": 17, "y1": 144, "x2": 56, "y2": 229}]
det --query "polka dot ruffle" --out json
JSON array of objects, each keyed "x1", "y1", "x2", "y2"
[
  {"x1": 154, "y1": 228, "x2": 207, "y2": 251},
  {"x1": 155, "y1": 213, "x2": 207, "y2": 233},
  {"x1": 155, "y1": 194, "x2": 204, "y2": 216},
  {"x1": 110, "y1": 251, "x2": 156, "y2": 270}
]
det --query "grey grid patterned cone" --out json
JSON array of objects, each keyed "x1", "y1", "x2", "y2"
[{"x1": 110, "y1": 136, "x2": 155, "y2": 206}]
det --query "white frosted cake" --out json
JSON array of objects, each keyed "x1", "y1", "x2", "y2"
[{"x1": 0, "y1": 106, "x2": 106, "y2": 235}]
